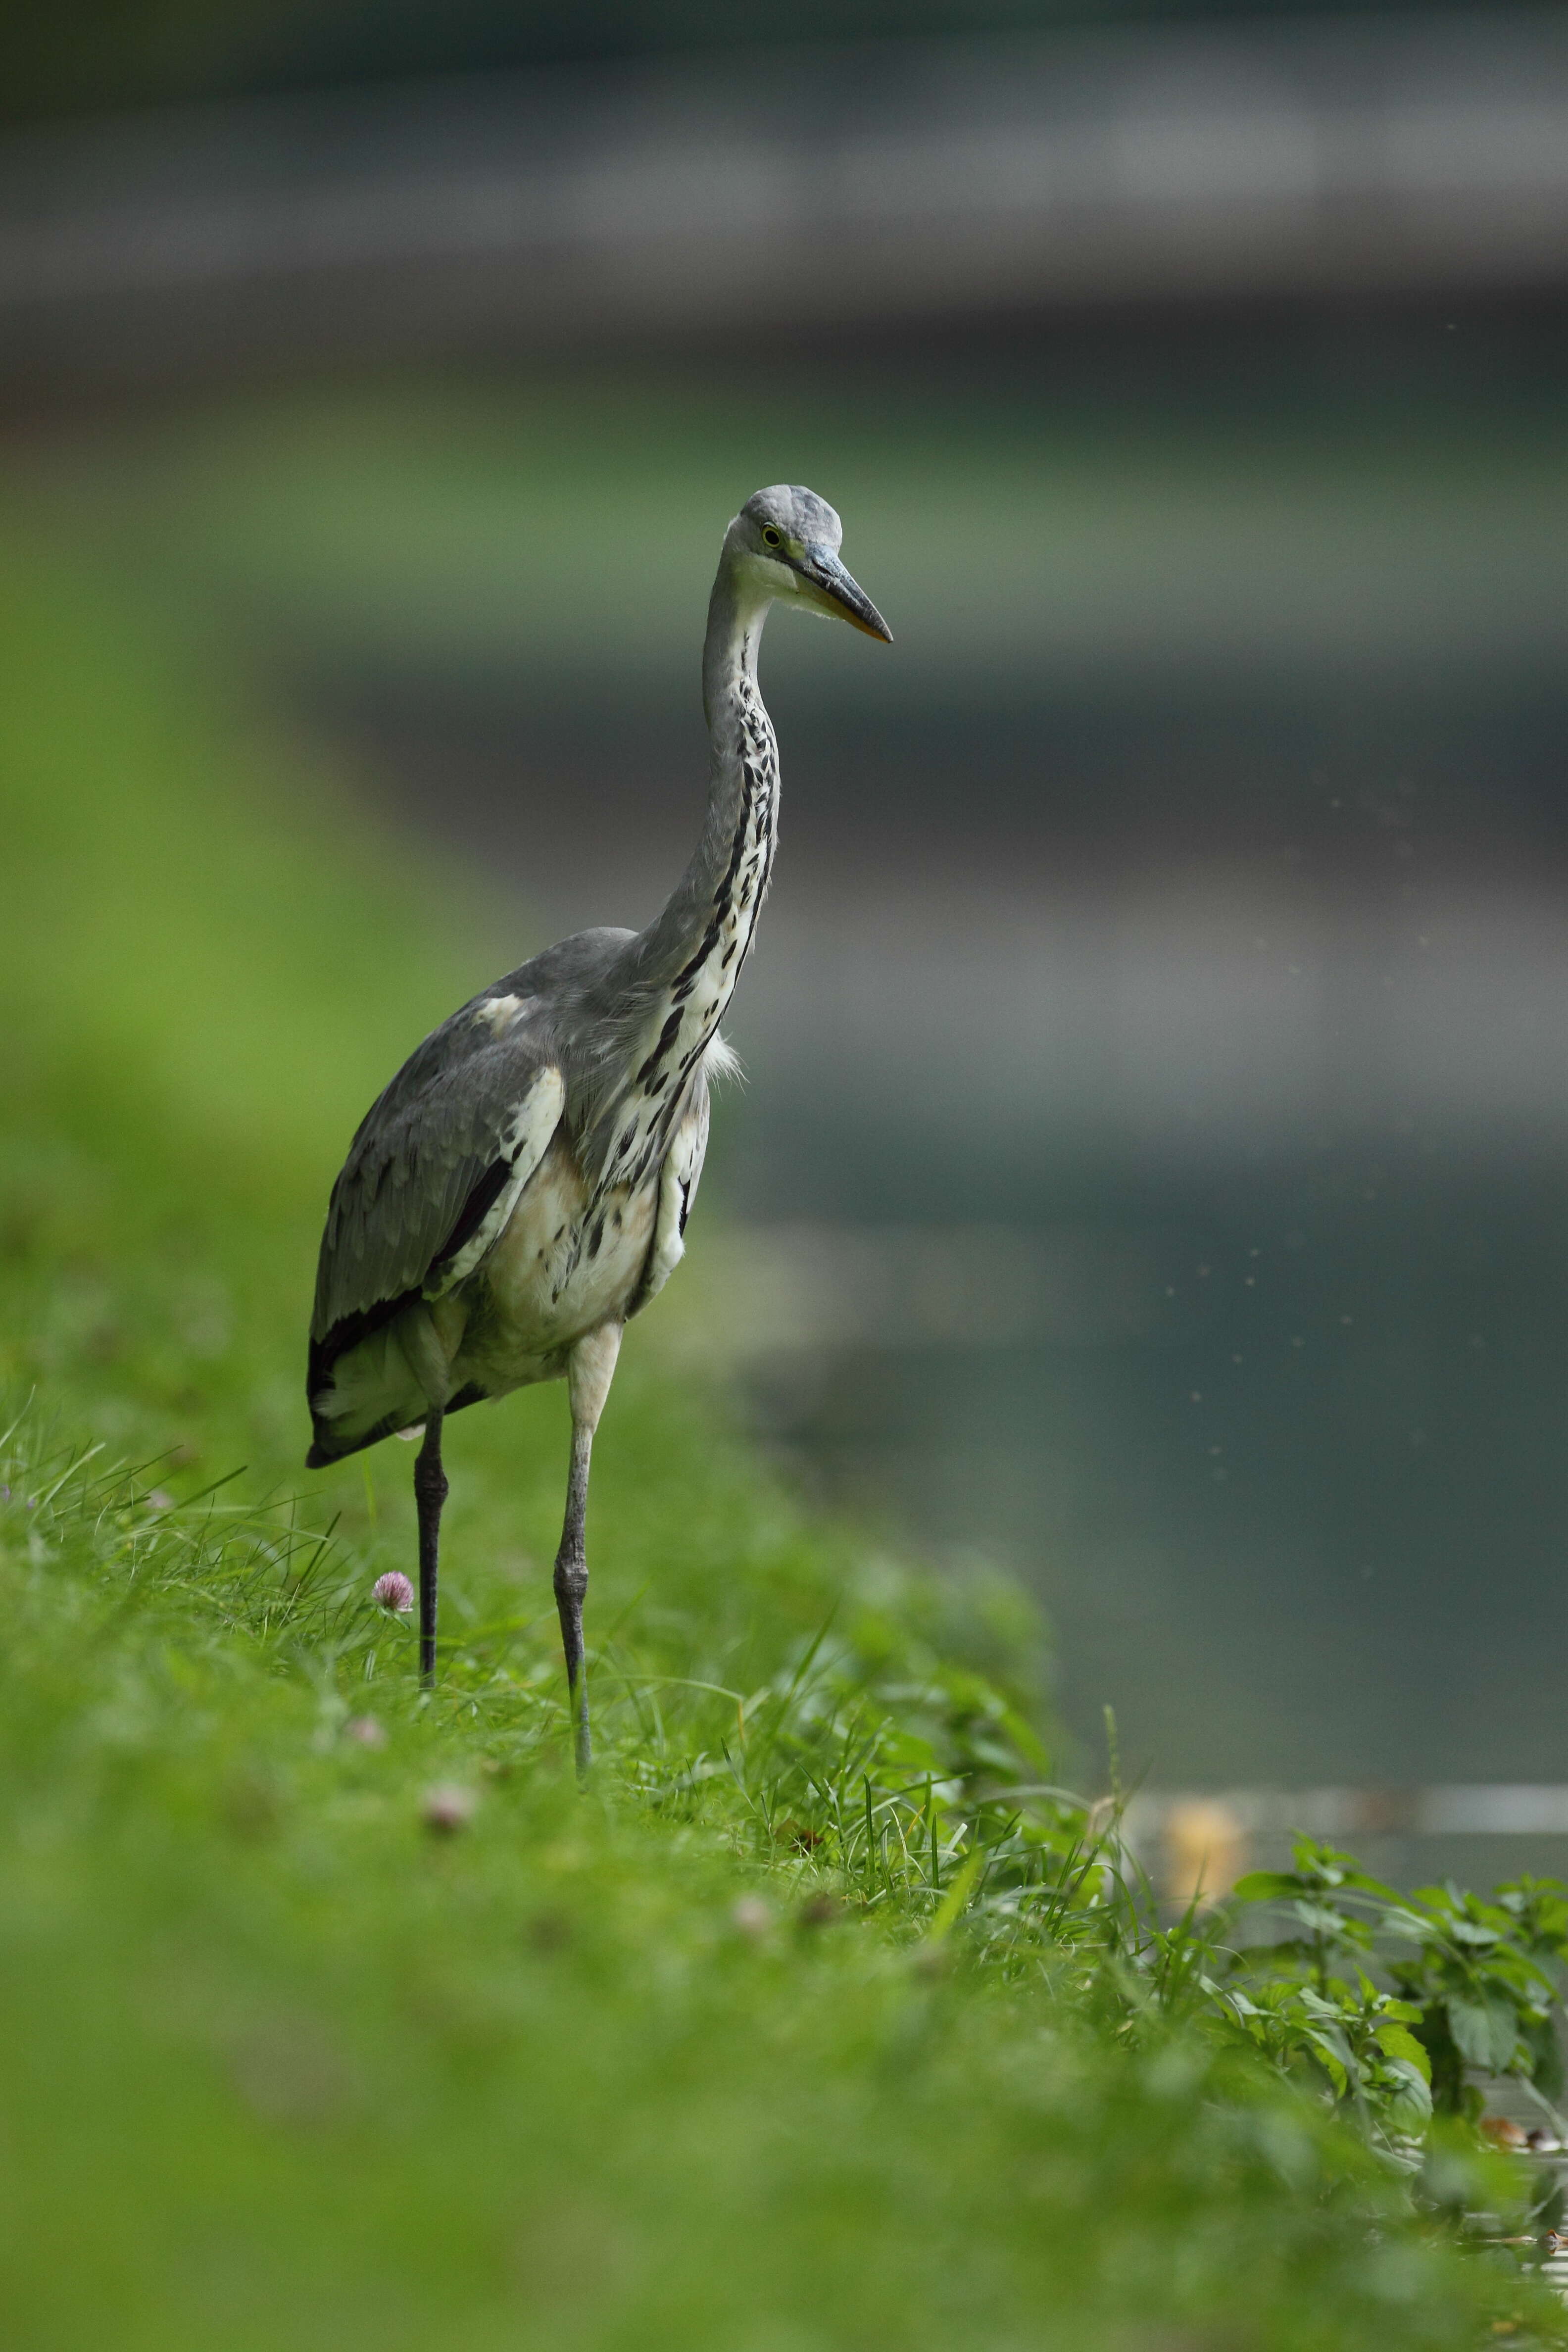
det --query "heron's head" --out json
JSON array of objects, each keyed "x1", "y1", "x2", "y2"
[{"x1": 728, "y1": 484, "x2": 892, "y2": 643}]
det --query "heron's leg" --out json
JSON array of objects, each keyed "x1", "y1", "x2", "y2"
[
  {"x1": 414, "y1": 1411, "x2": 447, "y2": 1687},
  {"x1": 554, "y1": 1322, "x2": 623, "y2": 1780},
  {"x1": 398, "y1": 1303, "x2": 457, "y2": 1689},
  {"x1": 554, "y1": 1428, "x2": 593, "y2": 1773}
]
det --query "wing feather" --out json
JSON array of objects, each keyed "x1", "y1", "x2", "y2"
[{"x1": 308, "y1": 1008, "x2": 565, "y2": 1394}]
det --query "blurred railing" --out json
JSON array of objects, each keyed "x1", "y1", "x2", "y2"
[
  {"x1": 1128, "y1": 1787, "x2": 1568, "y2": 1904},
  {"x1": 2, "y1": 8, "x2": 1568, "y2": 392}
]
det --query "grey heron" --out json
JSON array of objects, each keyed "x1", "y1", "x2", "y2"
[{"x1": 306, "y1": 485, "x2": 890, "y2": 1771}]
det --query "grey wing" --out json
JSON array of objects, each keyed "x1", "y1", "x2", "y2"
[{"x1": 309, "y1": 1016, "x2": 565, "y2": 1391}]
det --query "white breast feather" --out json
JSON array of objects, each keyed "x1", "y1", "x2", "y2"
[
  {"x1": 641, "y1": 1087, "x2": 711, "y2": 1307},
  {"x1": 704, "y1": 1030, "x2": 743, "y2": 1085}
]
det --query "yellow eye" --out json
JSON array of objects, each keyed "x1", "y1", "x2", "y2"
[{"x1": 761, "y1": 526, "x2": 783, "y2": 548}]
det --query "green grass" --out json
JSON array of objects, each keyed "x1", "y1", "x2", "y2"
[{"x1": 0, "y1": 508, "x2": 1564, "y2": 2348}]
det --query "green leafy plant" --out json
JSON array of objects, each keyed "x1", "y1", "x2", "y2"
[{"x1": 1219, "y1": 1840, "x2": 1568, "y2": 2158}]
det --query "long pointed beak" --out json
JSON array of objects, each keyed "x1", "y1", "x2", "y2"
[{"x1": 801, "y1": 544, "x2": 893, "y2": 643}]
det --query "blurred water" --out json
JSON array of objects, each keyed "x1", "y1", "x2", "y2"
[{"x1": 734, "y1": 1160, "x2": 1568, "y2": 1790}]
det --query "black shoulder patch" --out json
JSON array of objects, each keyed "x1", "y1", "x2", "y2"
[
  {"x1": 425, "y1": 1157, "x2": 511, "y2": 1283},
  {"x1": 307, "y1": 1288, "x2": 419, "y2": 1409}
]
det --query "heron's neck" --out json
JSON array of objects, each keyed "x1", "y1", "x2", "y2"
[
  {"x1": 575, "y1": 562, "x2": 777, "y2": 1174},
  {"x1": 637, "y1": 561, "x2": 780, "y2": 988}
]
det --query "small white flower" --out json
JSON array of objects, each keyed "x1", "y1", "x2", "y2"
[{"x1": 422, "y1": 1783, "x2": 477, "y2": 1835}]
